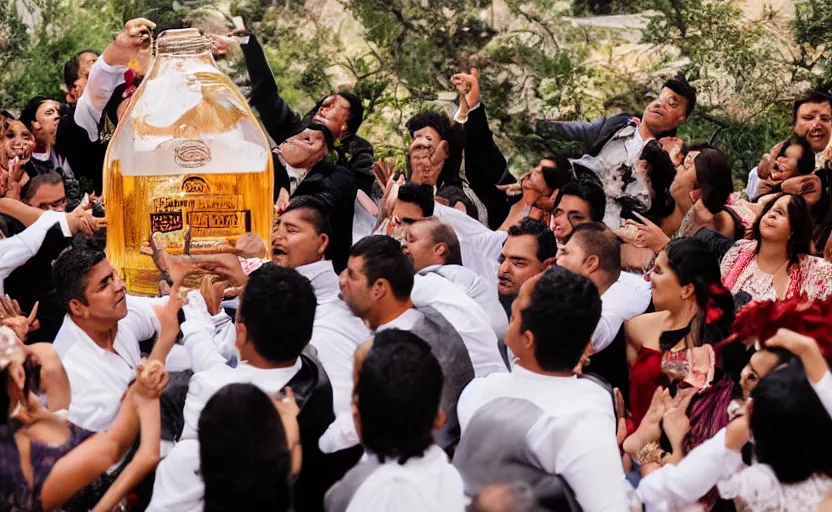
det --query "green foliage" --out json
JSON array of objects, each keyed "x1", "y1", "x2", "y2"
[{"x1": 795, "y1": 0, "x2": 832, "y2": 89}]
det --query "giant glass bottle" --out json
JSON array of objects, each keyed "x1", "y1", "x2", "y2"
[{"x1": 104, "y1": 29, "x2": 274, "y2": 295}]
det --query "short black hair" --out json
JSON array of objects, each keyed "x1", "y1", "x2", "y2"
[
  {"x1": 426, "y1": 218, "x2": 462, "y2": 266},
  {"x1": 20, "y1": 96, "x2": 59, "y2": 131},
  {"x1": 750, "y1": 361, "x2": 832, "y2": 483},
  {"x1": 349, "y1": 235, "x2": 414, "y2": 299},
  {"x1": 569, "y1": 223, "x2": 621, "y2": 275},
  {"x1": 520, "y1": 267, "x2": 601, "y2": 372},
  {"x1": 792, "y1": 90, "x2": 832, "y2": 126},
  {"x1": 405, "y1": 110, "x2": 452, "y2": 142},
  {"x1": 507, "y1": 217, "x2": 557, "y2": 263},
  {"x1": 21, "y1": 172, "x2": 63, "y2": 204},
  {"x1": 539, "y1": 154, "x2": 574, "y2": 191},
  {"x1": 435, "y1": 185, "x2": 477, "y2": 220},
  {"x1": 52, "y1": 235, "x2": 107, "y2": 314},
  {"x1": 694, "y1": 146, "x2": 734, "y2": 214},
  {"x1": 199, "y1": 383, "x2": 291, "y2": 512},
  {"x1": 304, "y1": 120, "x2": 335, "y2": 150},
  {"x1": 282, "y1": 195, "x2": 333, "y2": 240},
  {"x1": 337, "y1": 90, "x2": 364, "y2": 137},
  {"x1": 663, "y1": 72, "x2": 697, "y2": 118},
  {"x1": 397, "y1": 182, "x2": 435, "y2": 217},
  {"x1": 0, "y1": 110, "x2": 14, "y2": 120},
  {"x1": 63, "y1": 49, "x2": 98, "y2": 90},
  {"x1": 554, "y1": 178, "x2": 606, "y2": 223},
  {"x1": 238, "y1": 263, "x2": 317, "y2": 363},
  {"x1": 357, "y1": 329, "x2": 443, "y2": 464},
  {"x1": 778, "y1": 134, "x2": 817, "y2": 175},
  {"x1": 751, "y1": 193, "x2": 814, "y2": 264}
]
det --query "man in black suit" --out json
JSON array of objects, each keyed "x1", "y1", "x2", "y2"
[{"x1": 239, "y1": 31, "x2": 375, "y2": 195}]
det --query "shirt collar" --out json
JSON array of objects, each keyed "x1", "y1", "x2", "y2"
[
  {"x1": 296, "y1": 260, "x2": 340, "y2": 303},
  {"x1": 417, "y1": 264, "x2": 443, "y2": 276},
  {"x1": 376, "y1": 308, "x2": 422, "y2": 333},
  {"x1": 235, "y1": 358, "x2": 303, "y2": 385}
]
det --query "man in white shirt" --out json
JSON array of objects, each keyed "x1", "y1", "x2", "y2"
[
  {"x1": 271, "y1": 197, "x2": 371, "y2": 453},
  {"x1": 0, "y1": 197, "x2": 93, "y2": 296},
  {"x1": 403, "y1": 217, "x2": 508, "y2": 365},
  {"x1": 325, "y1": 329, "x2": 465, "y2": 512},
  {"x1": 456, "y1": 267, "x2": 628, "y2": 512},
  {"x1": 497, "y1": 218, "x2": 557, "y2": 319},
  {"x1": 339, "y1": 234, "x2": 474, "y2": 451},
  {"x1": 51, "y1": 237, "x2": 182, "y2": 431},
  {"x1": 556, "y1": 223, "x2": 651, "y2": 396}
]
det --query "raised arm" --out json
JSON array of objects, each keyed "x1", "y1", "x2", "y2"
[
  {"x1": 535, "y1": 116, "x2": 608, "y2": 154},
  {"x1": 40, "y1": 361, "x2": 167, "y2": 511},
  {"x1": 240, "y1": 33, "x2": 302, "y2": 145}
]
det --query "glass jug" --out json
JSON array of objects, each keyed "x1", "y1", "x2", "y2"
[{"x1": 104, "y1": 28, "x2": 274, "y2": 296}]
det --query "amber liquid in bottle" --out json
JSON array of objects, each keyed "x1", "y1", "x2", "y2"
[{"x1": 104, "y1": 29, "x2": 274, "y2": 296}]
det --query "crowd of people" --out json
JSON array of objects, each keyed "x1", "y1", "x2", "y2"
[{"x1": 1, "y1": 16, "x2": 832, "y2": 512}]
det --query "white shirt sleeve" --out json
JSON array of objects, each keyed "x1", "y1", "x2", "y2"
[
  {"x1": 591, "y1": 273, "x2": 651, "y2": 353},
  {"x1": 0, "y1": 210, "x2": 68, "y2": 287},
  {"x1": 180, "y1": 290, "x2": 232, "y2": 373},
  {"x1": 146, "y1": 439, "x2": 205, "y2": 512},
  {"x1": 453, "y1": 102, "x2": 482, "y2": 124},
  {"x1": 811, "y1": 370, "x2": 832, "y2": 419},
  {"x1": 529, "y1": 414, "x2": 628, "y2": 512},
  {"x1": 119, "y1": 295, "x2": 162, "y2": 347},
  {"x1": 637, "y1": 428, "x2": 744, "y2": 512},
  {"x1": 74, "y1": 55, "x2": 128, "y2": 141},
  {"x1": 318, "y1": 411, "x2": 361, "y2": 454},
  {"x1": 435, "y1": 203, "x2": 507, "y2": 287}
]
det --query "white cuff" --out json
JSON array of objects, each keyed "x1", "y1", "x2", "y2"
[
  {"x1": 56, "y1": 213, "x2": 72, "y2": 237},
  {"x1": 810, "y1": 370, "x2": 832, "y2": 419},
  {"x1": 96, "y1": 54, "x2": 129, "y2": 75},
  {"x1": 453, "y1": 102, "x2": 481, "y2": 124}
]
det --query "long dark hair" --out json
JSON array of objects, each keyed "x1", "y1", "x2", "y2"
[
  {"x1": 665, "y1": 238, "x2": 735, "y2": 345},
  {"x1": 751, "y1": 361, "x2": 832, "y2": 483},
  {"x1": 199, "y1": 383, "x2": 291, "y2": 512},
  {"x1": 694, "y1": 146, "x2": 734, "y2": 214},
  {"x1": 751, "y1": 193, "x2": 814, "y2": 264}
]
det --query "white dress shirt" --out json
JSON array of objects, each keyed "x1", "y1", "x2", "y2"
[
  {"x1": 54, "y1": 295, "x2": 187, "y2": 431},
  {"x1": 433, "y1": 203, "x2": 507, "y2": 288},
  {"x1": 412, "y1": 273, "x2": 506, "y2": 377},
  {"x1": 744, "y1": 166, "x2": 760, "y2": 200},
  {"x1": 297, "y1": 260, "x2": 371, "y2": 453},
  {"x1": 636, "y1": 428, "x2": 743, "y2": 511},
  {"x1": 75, "y1": 54, "x2": 128, "y2": 141},
  {"x1": 0, "y1": 210, "x2": 70, "y2": 296},
  {"x1": 571, "y1": 125, "x2": 646, "y2": 231},
  {"x1": 180, "y1": 354, "x2": 302, "y2": 441},
  {"x1": 591, "y1": 271, "x2": 652, "y2": 353},
  {"x1": 320, "y1": 307, "x2": 425, "y2": 453},
  {"x1": 812, "y1": 370, "x2": 832, "y2": 419},
  {"x1": 146, "y1": 439, "x2": 204, "y2": 512},
  {"x1": 419, "y1": 263, "x2": 507, "y2": 343},
  {"x1": 458, "y1": 366, "x2": 628, "y2": 512},
  {"x1": 345, "y1": 444, "x2": 465, "y2": 512}
]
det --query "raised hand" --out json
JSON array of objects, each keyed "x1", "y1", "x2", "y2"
[
  {"x1": 135, "y1": 359, "x2": 169, "y2": 400},
  {"x1": 106, "y1": 18, "x2": 157, "y2": 67},
  {"x1": 200, "y1": 275, "x2": 227, "y2": 316},
  {"x1": 630, "y1": 212, "x2": 670, "y2": 252},
  {"x1": 659, "y1": 137, "x2": 685, "y2": 167},
  {"x1": 372, "y1": 159, "x2": 399, "y2": 190},
  {"x1": 451, "y1": 68, "x2": 481, "y2": 110},
  {"x1": 0, "y1": 296, "x2": 39, "y2": 342},
  {"x1": 193, "y1": 253, "x2": 248, "y2": 288},
  {"x1": 274, "y1": 187, "x2": 290, "y2": 216},
  {"x1": 221, "y1": 233, "x2": 267, "y2": 259}
]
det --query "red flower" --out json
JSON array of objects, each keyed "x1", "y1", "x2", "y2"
[{"x1": 122, "y1": 68, "x2": 138, "y2": 99}]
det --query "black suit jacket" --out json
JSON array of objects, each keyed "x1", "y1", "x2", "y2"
[
  {"x1": 462, "y1": 105, "x2": 518, "y2": 229},
  {"x1": 3, "y1": 217, "x2": 71, "y2": 343},
  {"x1": 290, "y1": 349, "x2": 363, "y2": 512},
  {"x1": 241, "y1": 34, "x2": 375, "y2": 195},
  {"x1": 274, "y1": 158, "x2": 357, "y2": 273}
]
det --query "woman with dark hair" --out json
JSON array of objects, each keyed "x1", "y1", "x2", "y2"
[
  {"x1": 0, "y1": 326, "x2": 167, "y2": 512},
  {"x1": 717, "y1": 362, "x2": 832, "y2": 509},
  {"x1": 147, "y1": 382, "x2": 300, "y2": 512},
  {"x1": 753, "y1": 134, "x2": 816, "y2": 201},
  {"x1": 624, "y1": 238, "x2": 735, "y2": 429},
  {"x1": 721, "y1": 193, "x2": 832, "y2": 302}
]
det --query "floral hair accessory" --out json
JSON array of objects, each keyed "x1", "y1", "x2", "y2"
[
  {"x1": 704, "y1": 283, "x2": 730, "y2": 325},
  {"x1": 122, "y1": 69, "x2": 138, "y2": 99},
  {"x1": 716, "y1": 295, "x2": 832, "y2": 362}
]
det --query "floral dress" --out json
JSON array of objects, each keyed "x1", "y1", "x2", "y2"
[
  {"x1": 720, "y1": 239, "x2": 832, "y2": 303},
  {"x1": 718, "y1": 463, "x2": 832, "y2": 511}
]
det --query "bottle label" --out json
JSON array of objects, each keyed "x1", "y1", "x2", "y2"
[{"x1": 148, "y1": 175, "x2": 251, "y2": 254}]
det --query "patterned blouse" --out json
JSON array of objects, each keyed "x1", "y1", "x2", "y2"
[{"x1": 720, "y1": 239, "x2": 832, "y2": 302}]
